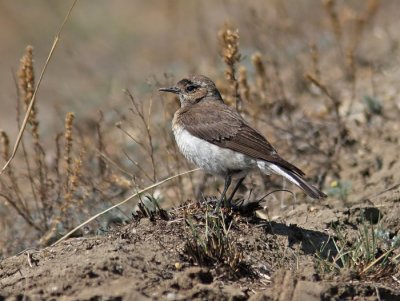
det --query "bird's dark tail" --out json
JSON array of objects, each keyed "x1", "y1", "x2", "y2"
[
  {"x1": 287, "y1": 170, "x2": 327, "y2": 199},
  {"x1": 260, "y1": 162, "x2": 326, "y2": 199}
]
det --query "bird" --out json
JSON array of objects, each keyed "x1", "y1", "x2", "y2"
[{"x1": 159, "y1": 75, "x2": 326, "y2": 208}]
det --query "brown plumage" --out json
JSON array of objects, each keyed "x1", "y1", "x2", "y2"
[
  {"x1": 160, "y1": 75, "x2": 326, "y2": 205},
  {"x1": 176, "y1": 101, "x2": 305, "y2": 176}
]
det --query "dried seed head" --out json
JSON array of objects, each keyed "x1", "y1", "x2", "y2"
[
  {"x1": 323, "y1": 0, "x2": 342, "y2": 43},
  {"x1": 0, "y1": 130, "x2": 10, "y2": 160},
  {"x1": 251, "y1": 52, "x2": 267, "y2": 99},
  {"x1": 69, "y1": 156, "x2": 82, "y2": 191},
  {"x1": 218, "y1": 23, "x2": 242, "y2": 110},
  {"x1": 252, "y1": 53, "x2": 265, "y2": 75},
  {"x1": 18, "y1": 45, "x2": 35, "y2": 110},
  {"x1": 309, "y1": 42, "x2": 320, "y2": 80},
  {"x1": 18, "y1": 45, "x2": 40, "y2": 141},
  {"x1": 238, "y1": 66, "x2": 250, "y2": 103},
  {"x1": 64, "y1": 112, "x2": 75, "y2": 171},
  {"x1": 219, "y1": 24, "x2": 241, "y2": 69}
]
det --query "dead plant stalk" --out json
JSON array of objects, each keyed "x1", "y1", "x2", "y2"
[
  {"x1": 124, "y1": 89, "x2": 157, "y2": 182},
  {"x1": 0, "y1": 0, "x2": 79, "y2": 176},
  {"x1": 52, "y1": 168, "x2": 200, "y2": 246}
]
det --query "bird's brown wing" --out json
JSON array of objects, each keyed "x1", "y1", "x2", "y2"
[{"x1": 179, "y1": 102, "x2": 305, "y2": 176}]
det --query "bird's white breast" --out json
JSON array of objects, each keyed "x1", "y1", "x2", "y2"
[{"x1": 173, "y1": 126, "x2": 256, "y2": 176}]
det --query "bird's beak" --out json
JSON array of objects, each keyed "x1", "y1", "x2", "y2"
[{"x1": 159, "y1": 86, "x2": 180, "y2": 94}]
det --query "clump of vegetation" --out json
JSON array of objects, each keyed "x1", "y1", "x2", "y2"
[
  {"x1": 5, "y1": 0, "x2": 400, "y2": 299},
  {"x1": 316, "y1": 214, "x2": 400, "y2": 280},
  {"x1": 183, "y1": 207, "x2": 244, "y2": 274},
  {"x1": 135, "y1": 195, "x2": 169, "y2": 221},
  {"x1": 326, "y1": 180, "x2": 352, "y2": 201},
  {"x1": 0, "y1": 46, "x2": 130, "y2": 250}
]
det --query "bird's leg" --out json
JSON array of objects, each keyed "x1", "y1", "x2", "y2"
[
  {"x1": 227, "y1": 176, "x2": 246, "y2": 207},
  {"x1": 216, "y1": 175, "x2": 232, "y2": 211}
]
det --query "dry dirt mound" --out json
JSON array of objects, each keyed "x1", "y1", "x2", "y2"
[{"x1": 1, "y1": 197, "x2": 399, "y2": 301}]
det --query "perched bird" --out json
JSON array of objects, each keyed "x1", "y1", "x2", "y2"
[{"x1": 159, "y1": 75, "x2": 326, "y2": 208}]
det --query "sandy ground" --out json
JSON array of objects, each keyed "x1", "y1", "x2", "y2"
[
  {"x1": 1, "y1": 1, "x2": 400, "y2": 300},
  {"x1": 1, "y1": 190, "x2": 399, "y2": 300}
]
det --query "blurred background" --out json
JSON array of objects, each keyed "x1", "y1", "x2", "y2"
[
  {"x1": 1, "y1": 0, "x2": 400, "y2": 256},
  {"x1": 0, "y1": 0, "x2": 397, "y2": 135}
]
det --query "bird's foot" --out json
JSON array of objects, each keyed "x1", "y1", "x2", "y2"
[
  {"x1": 212, "y1": 194, "x2": 232, "y2": 214},
  {"x1": 231, "y1": 198, "x2": 263, "y2": 215},
  {"x1": 213, "y1": 197, "x2": 225, "y2": 214}
]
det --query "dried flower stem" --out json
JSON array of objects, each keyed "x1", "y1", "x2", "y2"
[
  {"x1": 64, "y1": 112, "x2": 75, "y2": 190},
  {"x1": 124, "y1": 89, "x2": 157, "y2": 182},
  {"x1": 218, "y1": 23, "x2": 242, "y2": 111},
  {"x1": 96, "y1": 112, "x2": 106, "y2": 176},
  {"x1": 238, "y1": 66, "x2": 250, "y2": 104},
  {"x1": 346, "y1": 0, "x2": 380, "y2": 114},
  {"x1": 323, "y1": 0, "x2": 343, "y2": 57},
  {"x1": 252, "y1": 52, "x2": 268, "y2": 102},
  {"x1": 18, "y1": 46, "x2": 49, "y2": 216},
  {"x1": 1, "y1": 0, "x2": 78, "y2": 175},
  {"x1": 305, "y1": 73, "x2": 346, "y2": 159},
  {"x1": 18, "y1": 46, "x2": 39, "y2": 143},
  {"x1": 309, "y1": 42, "x2": 321, "y2": 81}
]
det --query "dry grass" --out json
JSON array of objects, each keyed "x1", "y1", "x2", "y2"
[
  {"x1": 316, "y1": 214, "x2": 399, "y2": 280},
  {"x1": 183, "y1": 205, "x2": 245, "y2": 274},
  {"x1": 0, "y1": 1, "x2": 394, "y2": 276},
  {"x1": 0, "y1": 47, "x2": 132, "y2": 250}
]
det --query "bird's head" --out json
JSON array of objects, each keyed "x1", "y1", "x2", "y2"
[{"x1": 159, "y1": 75, "x2": 223, "y2": 107}]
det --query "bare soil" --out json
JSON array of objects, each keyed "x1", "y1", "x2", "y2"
[
  {"x1": 1, "y1": 189, "x2": 399, "y2": 300},
  {"x1": 1, "y1": 1, "x2": 400, "y2": 301}
]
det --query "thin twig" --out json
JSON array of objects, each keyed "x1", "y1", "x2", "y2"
[
  {"x1": 116, "y1": 123, "x2": 146, "y2": 150},
  {"x1": 12, "y1": 71, "x2": 38, "y2": 213},
  {"x1": 95, "y1": 148, "x2": 133, "y2": 178},
  {"x1": 122, "y1": 150, "x2": 153, "y2": 182},
  {"x1": 360, "y1": 248, "x2": 394, "y2": 275},
  {"x1": 51, "y1": 168, "x2": 200, "y2": 246},
  {"x1": 0, "y1": 0, "x2": 79, "y2": 176},
  {"x1": 305, "y1": 73, "x2": 345, "y2": 159},
  {"x1": 0, "y1": 193, "x2": 42, "y2": 232},
  {"x1": 124, "y1": 89, "x2": 157, "y2": 182}
]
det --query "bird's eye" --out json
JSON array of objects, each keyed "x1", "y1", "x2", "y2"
[{"x1": 186, "y1": 85, "x2": 197, "y2": 92}]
